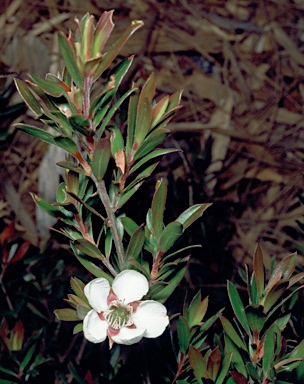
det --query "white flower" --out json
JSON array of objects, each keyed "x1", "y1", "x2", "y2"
[{"x1": 83, "y1": 270, "x2": 169, "y2": 346}]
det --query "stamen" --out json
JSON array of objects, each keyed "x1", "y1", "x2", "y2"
[{"x1": 104, "y1": 300, "x2": 133, "y2": 330}]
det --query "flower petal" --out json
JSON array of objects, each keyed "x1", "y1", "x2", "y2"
[
  {"x1": 132, "y1": 300, "x2": 169, "y2": 338},
  {"x1": 84, "y1": 277, "x2": 110, "y2": 313},
  {"x1": 111, "y1": 325, "x2": 146, "y2": 345},
  {"x1": 83, "y1": 309, "x2": 108, "y2": 343},
  {"x1": 112, "y1": 270, "x2": 149, "y2": 303}
]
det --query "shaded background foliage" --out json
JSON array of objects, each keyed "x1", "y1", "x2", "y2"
[{"x1": 0, "y1": 0, "x2": 304, "y2": 382}]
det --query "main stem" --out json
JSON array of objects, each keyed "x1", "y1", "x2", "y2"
[
  {"x1": 92, "y1": 176, "x2": 125, "y2": 268},
  {"x1": 83, "y1": 73, "x2": 125, "y2": 268}
]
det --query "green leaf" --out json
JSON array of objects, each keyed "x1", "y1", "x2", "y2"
[
  {"x1": 54, "y1": 136, "x2": 80, "y2": 156},
  {"x1": 227, "y1": 280, "x2": 251, "y2": 336},
  {"x1": 151, "y1": 179, "x2": 167, "y2": 241},
  {"x1": 74, "y1": 239, "x2": 104, "y2": 259},
  {"x1": 263, "y1": 324, "x2": 278, "y2": 377},
  {"x1": 135, "y1": 97, "x2": 152, "y2": 144},
  {"x1": 93, "y1": 20, "x2": 143, "y2": 81},
  {"x1": 151, "y1": 261, "x2": 186, "y2": 303},
  {"x1": 92, "y1": 10, "x2": 114, "y2": 56},
  {"x1": 120, "y1": 216, "x2": 139, "y2": 236},
  {"x1": 109, "y1": 126, "x2": 124, "y2": 155},
  {"x1": 69, "y1": 115, "x2": 91, "y2": 135},
  {"x1": 97, "y1": 87, "x2": 136, "y2": 139},
  {"x1": 177, "y1": 316, "x2": 190, "y2": 354},
  {"x1": 73, "y1": 323, "x2": 83, "y2": 334},
  {"x1": 130, "y1": 148, "x2": 178, "y2": 174},
  {"x1": 263, "y1": 279, "x2": 289, "y2": 313},
  {"x1": 187, "y1": 291, "x2": 202, "y2": 326},
  {"x1": 134, "y1": 129, "x2": 170, "y2": 161},
  {"x1": 188, "y1": 345, "x2": 204, "y2": 384},
  {"x1": 224, "y1": 335, "x2": 247, "y2": 378},
  {"x1": 116, "y1": 181, "x2": 144, "y2": 209},
  {"x1": 92, "y1": 57, "x2": 134, "y2": 125},
  {"x1": 126, "y1": 90, "x2": 138, "y2": 154},
  {"x1": 0, "y1": 366, "x2": 19, "y2": 379},
  {"x1": 30, "y1": 193, "x2": 60, "y2": 218},
  {"x1": 54, "y1": 308, "x2": 80, "y2": 321},
  {"x1": 245, "y1": 305, "x2": 265, "y2": 334},
  {"x1": 91, "y1": 138, "x2": 111, "y2": 180},
  {"x1": 287, "y1": 338, "x2": 304, "y2": 360},
  {"x1": 30, "y1": 74, "x2": 66, "y2": 97},
  {"x1": 159, "y1": 221, "x2": 183, "y2": 253},
  {"x1": 125, "y1": 225, "x2": 145, "y2": 261},
  {"x1": 58, "y1": 32, "x2": 84, "y2": 89},
  {"x1": 216, "y1": 352, "x2": 233, "y2": 384},
  {"x1": 176, "y1": 203, "x2": 212, "y2": 230},
  {"x1": 253, "y1": 244, "x2": 265, "y2": 301},
  {"x1": 70, "y1": 277, "x2": 87, "y2": 303},
  {"x1": 57, "y1": 161, "x2": 89, "y2": 175},
  {"x1": 14, "y1": 78, "x2": 42, "y2": 116},
  {"x1": 220, "y1": 315, "x2": 247, "y2": 351},
  {"x1": 15, "y1": 124, "x2": 55, "y2": 145},
  {"x1": 20, "y1": 343, "x2": 36, "y2": 371},
  {"x1": 151, "y1": 95, "x2": 169, "y2": 128}
]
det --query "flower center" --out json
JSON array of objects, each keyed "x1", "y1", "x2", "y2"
[{"x1": 103, "y1": 300, "x2": 133, "y2": 330}]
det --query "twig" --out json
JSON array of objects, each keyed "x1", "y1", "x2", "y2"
[{"x1": 92, "y1": 176, "x2": 125, "y2": 268}]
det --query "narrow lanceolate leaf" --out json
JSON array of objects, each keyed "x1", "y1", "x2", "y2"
[
  {"x1": 262, "y1": 324, "x2": 278, "y2": 377},
  {"x1": 57, "y1": 161, "x2": 89, "y2": 175},
  {"x1": 220, "y1": 315, "x2": 247, "y2": 350},
  {"x1": 133, "y1": 129, "x2": 170, "y2": 161},
  {"x1": 191, "y1": 296, "x2": 209, "y2": 326},
  {"x1": 70, "y1": 277, "x2": 87, "y2": 302},
  {"x1": 14, "y1": 78, "x2": 42, "y2": 116},
  {"x1": 265, "y1": 254, "x2": 296, "y2": 295},
  {"x1": 139, "y1": 73, "x2": 156, "y2": 106},
  {"x1": 206, "y1": 346, "x2": 221, "y2": 382},
  {"x1": 29, "y1": 74, "x2": 66, "y2": 97},
  {"x1": 176, "y1": 203, "x2": 212, "y2": 230},
  {"x1": 58, "y1": 32, "x2": 84, "y2": 89},
  {"x1": 151, "y1": 261, "x2": 186, "y2": 303},
  {"x1": 245, "y1": 305, "x2": 265, "y2": 334},
  {"x1": 109, "y1": 126, "x2": 124, "y2": 155},
  {"x1": 159, "y1": 221, "x2": 183, "y2": 253},
  {"x1": 151, "y1": 95, "x2": 169, "y2": 128},
  {"x1": 227, "y1": 280, "x2": 251, "y2": 336},
  {"x1": 253, "y1": 244, "x2": 265, "y2": 301},
  {"x1": 151, "y1": 179, "x2": 167, "y2": 241},
  {"x1": 15, "y1": 124, "x2": 55, "y2": 145},
  {"x1": 188, "y1": 346, "x2": 205, "y2": 384},
  {"x1": 54, "y1": 136, "x2": 80, "y2": 156},
  {"x1": 216, "y1": 352, "x2": 233, "y2": 384},
  {"x1": 126, "y1": 91, "x2": 138, "y2": 154},
  {"x1": 93, "y1": 10, "x2": 114, "y2": 56},
  {"x1": 69, "y1": 115, "x2": 91, "y2": 135},
  {"x1": 73, "y1": 249, "x2": 114, "y2": 281},
  {"x1": 91, "y1": 57, "x2": 134, "y2": 123},
  {"x1": 168, "y1": 89, "x2": 183, "y2": 110},
  {"x1": 93, "y1": 19, "x2": 144, "y2": 81},
  {"x1": 177, "y1": 316, "x2": 190, "y2": 354},
  {"x1": 30, "y1": 193, "x2": 61, "y2": 217},
  {"x1": 74, "y1": 239, "x2": 104, "y2": 260},
  {"x1": 135, "y1": 97, "x2": 152, "y2": 145},
  {"x1": 130, "y1": 148, "x2": 178, "y2": 173},
  {"x1": 229, "y1": 371, "x2": 248, "y2": 384},
  {"x1": 54, "y1": 308, "x2": 79, "y2": 321},
  {"x1": 125, "y1": 225, "x2": 145, "y2": 261},
  {"x1": 80, "y1": 13, "x2": 95, "y2": 61},
  {"x1": 91, "y1": 138, "x2": 111, "y2": 180}
]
